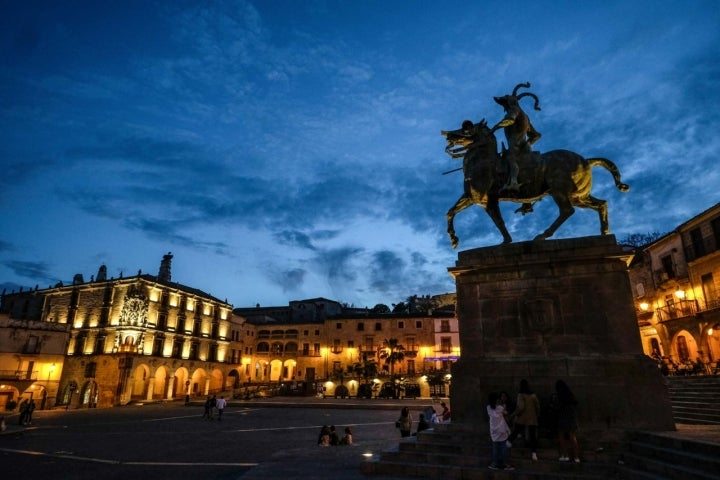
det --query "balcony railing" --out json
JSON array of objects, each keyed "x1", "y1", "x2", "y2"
[
  {"x1": 0, "y1": 370, "x2": 38, "y2": 381},
  {"x1": 657, "y1": 299, "x2": 698, "y2": 322}
]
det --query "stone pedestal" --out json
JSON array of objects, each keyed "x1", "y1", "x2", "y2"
[{"x1": 448, "y1": 235, "x2": 674, "y2": 442}]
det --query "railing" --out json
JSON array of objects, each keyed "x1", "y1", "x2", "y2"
[
  {"x1": 0, "y1": 370, "x2": 38, "y2": 381},
  {"x1": 657, "y1": 299, "x2": 698, "y2": 322}
]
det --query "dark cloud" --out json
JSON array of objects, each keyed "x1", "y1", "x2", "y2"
[
  {"x1": 273, "y1": 268, "x2": 306, "y2": 293},
  {"x1": 274, "y1": 231, "x2": 316, "y2": 250},
  {"x1": 316, "y1": 247, "x2": 363, "y2": 284},
  {"x1": 3, "y1": 260, "x2": 53, "y2": 281},
  {"x1": 369, "y1": 250, "x2": 406, "y2": 293}
]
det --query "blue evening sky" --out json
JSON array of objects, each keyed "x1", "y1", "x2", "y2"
[{"x1": 1, "y1": 1, "x2": 719, "y2": 308}]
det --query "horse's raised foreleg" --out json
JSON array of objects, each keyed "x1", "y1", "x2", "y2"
[
  {"x1": 485, "y1": 197, "x2": 512, "y2": 244},
  {"x1": 535, "y1": 192, "x2": 575, "y2": 241},
  {"x1": 446, "y1": 195, "x2": 475, "y2": 249}
]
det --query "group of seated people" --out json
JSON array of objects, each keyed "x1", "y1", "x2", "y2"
[{"x1": 652, "y1": 351, "x2": 720, "y2": 376}]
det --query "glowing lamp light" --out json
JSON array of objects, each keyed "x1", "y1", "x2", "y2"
[
  {"x1": 675, "y1": 290, "x2": 686, "y2": 299},
  {"x1": 639, "y1": 302, "x2": 649, "y2": 311},
  {"x1": 709, "y1": 328, "x2": 714, "y2": 336}
]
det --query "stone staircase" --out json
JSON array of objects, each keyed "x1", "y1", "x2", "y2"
[
  {"x1": 362, "y1": 425, "x2": 720, "y2": 479},
  {"x1": 615, "y1": 430, "x2": 720, "y2": 480},
  {"x1": 363, "y1": 378, "x2": 720, "y2": 479},
  {"x1": 666, "y1": 376, "x2": 720, "y2": 425},
  {"x1": 361, "y1": 423, "x2": 619, "y2": 479}
]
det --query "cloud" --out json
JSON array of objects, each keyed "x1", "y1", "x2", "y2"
[{"x1": 3, "y1": 260, "x2": 53, "y2": 282}]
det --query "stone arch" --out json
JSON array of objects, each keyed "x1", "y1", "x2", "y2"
[
  {"x1": 228, "y1": 369, "x2": 241, "y2": 389},
  {"x1": 706, "y1": 324, "x2": 720, "y2": 363},
  {"x1": 153, "y1": 365, "x2": 168, "y2": 400},
  {"x1": 130, "y1": 363, "x2": 151, "y2": 400},
  {"x1": 282, "y1": 359, "x2": 297, "y2": 381},
  {"x1": 269, "y1": 359, "x2": 283, "y2": 381},
  {"x1": 80, "y1": 380, "x2": 98, "y2": 407},
  {"x1": 209, "y1": 368, "x2": 224, "y2": 394},
  {"x1": 189, "y1": 367, "x2": 207, "y2": 396},
  {"x1": 170, "y1": 366, "x2": 190, "y2": 399},
  {"x1": 0, "y1": 385, "x2": 22, "y2": 411},
  {"x1": 670, "y1": 329, "x2": 699, "y2": 363}
]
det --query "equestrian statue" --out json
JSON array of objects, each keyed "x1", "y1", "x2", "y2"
[{"x1": 442, "y1": 83, "x2": 629, "y2": 249}]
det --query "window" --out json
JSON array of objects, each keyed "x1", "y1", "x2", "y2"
[
  {"x1": 441, "y1": 337, "x2": 452, "y2": 353},
  {"x1": 441, "y1": 320, "x2": 450, "y2": 332},
  {"x1": 375, "y1": 322, "x2": 382, "y2": 331},
  {"x1": 416, "y1": 320, "x2": 422, "y2": 328},
  {"x1": 94, "y1": 335, "x2": 106, "y2": 354},
  {"x1": 712, "y1": 217, "x2": 720, "y2": 251},
  {"x1": 24, "y1": 335, "x2": 40, "y2": 354},
  {"x1": 315, "y1": 329, "x2": 320, "y2": 336},
  {"x1": 661, "y1": 255, "x2": 675, "y2": 279},
  {"x1": 336, "y1": 322, "x2": 342, "y2": 329},
  {"x1": 407, "y1": 360, "x2": 415, "y2": 375},
  {"x1": 690, "y1": 228, "x2": 706, "y2": 258},
  {"x1": 313, "y1": 343, "x2": 321, "y2": 356},
  {"x1": 347, "y1": 340, "x2": 354, "y2": 348},
  {"x1": 357, "y1": 322, "x2": 365, "y2": 331},
  {"x1": 701, "y1": 273, "x2": 718, "y2": 310},
  {"x1": 84, "y1": 362, "x2": 97, "y2": 378},
  {"x1": 398, "y1": 320, "x2": 404, "y2": 328}
]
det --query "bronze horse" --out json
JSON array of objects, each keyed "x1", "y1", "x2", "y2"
[{"x1": 443, "y1": 119, "x2": 629, "y2": 248}]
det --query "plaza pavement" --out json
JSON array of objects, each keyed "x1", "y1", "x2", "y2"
[{"x1": 2, "y1": 395, "x2": 718, "y2": 480}]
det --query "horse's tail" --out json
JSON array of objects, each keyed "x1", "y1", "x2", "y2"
[{"x1": 588, "y1": 158, "x2": 630, "y2": 192}]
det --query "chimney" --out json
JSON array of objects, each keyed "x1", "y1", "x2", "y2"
[{"x1": 158, "y1": 252, "x2": 173, "y2": 282}]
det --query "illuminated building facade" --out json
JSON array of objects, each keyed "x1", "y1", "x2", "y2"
[
  {"x1": 1, "y1": 253, "x2": 242, "y2": 408},
  {"x1": 234, "y1": 297, "x2": 457, "y2": 397},
  {"x1": 629, "y1": 202, "x2": 720, "y2": 372}
]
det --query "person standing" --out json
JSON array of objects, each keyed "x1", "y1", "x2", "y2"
[
  {"x1": 397, "y1": 406, "x2": 412, "y2": 437},
  {"x1": 25, "y1": 399, "x2": 36, "y2": 425},
  {"x1": 18, "y1": 399, "x2": 29, "y2": 426},
  {"x1": 555, "y1": 380, "x2": 580, "y2": 463},
  {"x1": 487, "y1": 392, "x2": 514, "y2": 471},
  {"x1": 215, "y1": 395, "x2": 227, "y2": 421},
  {"x1": 416, "y1": 414, "x2": 430, "y2": 434},
  {"x1": 440, "y1": 402, "x2": 451, "y2": 422},
  {"x1": 507, "y1": 379, "x2": 541, "y2": 461}
]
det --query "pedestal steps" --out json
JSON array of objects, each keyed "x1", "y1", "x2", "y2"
[
  {"x1": 362, "y1": 425, "x2": 617, "y2": 479},
  {"x1": 615, "y1": 430, "x2": 720, "y2": 480},
  {"x1": 667, "y1": 376, "x2": 720, "y2": 425}
]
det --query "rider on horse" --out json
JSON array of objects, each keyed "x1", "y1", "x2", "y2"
[{"x1": 490, "y1": 82, "x2": 542, "y2": 192}]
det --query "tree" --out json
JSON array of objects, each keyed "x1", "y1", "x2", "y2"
[
  {"x1": 619, "y1": 232, "x2": 664, "y2": 248},
  {"x1": 371, "y1": 303, "x2": 390, "y2": 313},
  {"x1": 378, "y1": 338, "x2": 405, "y2": 379}
]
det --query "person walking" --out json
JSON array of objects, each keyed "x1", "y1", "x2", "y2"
[
  {"x1": 507, "y1": 379, "x2": 541, "y2": 461},
  {"x1": 555, "y1": 380, "x2": 580, "y2": 463},
  {"x1": 487, "y1": 392, "x2": 514, "y2": 471},
  {"x1": 215, "y1": 395, "x2": 227, "y2": 421},
  {"x1": 202, "y1": 396, "x2": 212, "y2": 420},
  {"x1": 397, "y1": 406, "x2": 412, "y2": 437}
]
